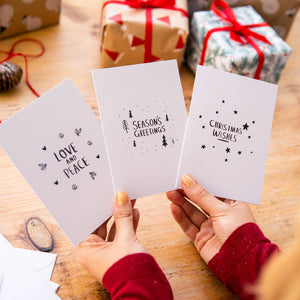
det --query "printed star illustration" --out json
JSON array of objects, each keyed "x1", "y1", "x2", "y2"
[{"x1": 197, "y1": 98, "x2": 255, "y2": 163}]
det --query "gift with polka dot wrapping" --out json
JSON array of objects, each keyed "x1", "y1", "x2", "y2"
[{"x1": 0, "y1": 0, "x2": 60, "y2": 40}]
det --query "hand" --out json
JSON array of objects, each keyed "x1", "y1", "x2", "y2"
[
  {"x1": 166, "y1": 175, "x2": 256, "y2": 263},
  {"x1": 76, "y1": 191, "x2": 148, "y2": 283}
]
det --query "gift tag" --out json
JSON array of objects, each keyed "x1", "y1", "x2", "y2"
[
  {"x1": 92, "y1": 60, "x2": 187, "y2": 199},
  {"x1": 0, "y1": 79, "x2": 115, "y2": 245},
  {"x1": 177, "y1": 66, "x2": 278, "y2": 204}
]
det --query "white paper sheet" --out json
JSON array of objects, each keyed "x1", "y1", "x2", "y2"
[
  {"x1": 93, "y1": 60, "x2": 187, "y2": 199},
  {"x1": 16, "y1": 248, "x2": 59, "y2": 292},
  {"x1": 0, "y1": 234, "x2": 59, "y2": 300},
  {"x1": 0, "y1": 79, "x2": 115, "y2": 245},
  {"x1": 177, "y1": 66, "x2": 278, "y2": 204}
]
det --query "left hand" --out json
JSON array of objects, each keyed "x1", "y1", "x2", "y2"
[{"x1": 76, "y1": 191, "x2": 148, "y2": 283}]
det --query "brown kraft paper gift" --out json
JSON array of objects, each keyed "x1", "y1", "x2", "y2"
[
  {"x1": 0, "y1": 0, "x2": 60, "y2": 40},
  {"x1": 99, "y1": 0, "x2": 189, "y2": 68}
]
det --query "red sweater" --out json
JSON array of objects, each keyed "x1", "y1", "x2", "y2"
[{"x1": 103, "y1": 223, "x2": 279, "y2": 300}]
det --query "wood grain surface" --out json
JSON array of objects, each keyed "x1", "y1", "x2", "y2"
[{"x1": 0, "y1": 1, "x2": 300, "y2": 299}]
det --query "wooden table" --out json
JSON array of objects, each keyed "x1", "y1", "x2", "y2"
[{"x1": 0, "y1": 1, "x2": 300, "y2": 299}]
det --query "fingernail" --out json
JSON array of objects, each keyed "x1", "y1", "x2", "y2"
[
  {"x1": 182, "y1": 174, "x2": 196, "y2": 188},
  {"x1": 116, "y1": 191, "x2": 128, "y2": 206}
]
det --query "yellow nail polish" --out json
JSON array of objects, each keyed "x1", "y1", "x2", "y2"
[
  {"x1": 116, "y1": 191, "x2": 128, "y2": 206},
  {"x1": 182, "y1": 174, "x2": 196, "y2": 188}
]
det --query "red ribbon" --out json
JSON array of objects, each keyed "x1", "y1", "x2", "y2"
[
  {"x1": 0, "y1": 38, "x2": 45, "y2": 97},
  {"x1": 101, "y1": 0, "x2": 188, "y2": 63},
  {"x1": 199, "y1": 0, "x2": 271, "y2": 80}
]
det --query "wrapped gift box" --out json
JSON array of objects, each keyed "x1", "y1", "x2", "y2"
[
  {"x1": 0, "y1": 0, "x2": 60, "y2": 40},
  {"x1": 208, "y1": 0, "x2": 300, "y2": 39},
  {"x1": 185, "y1": 5, "x2": 292, "y2": 83},
  {"x1": 100, "y1": 0, "x2": 189, "y2": 68}
]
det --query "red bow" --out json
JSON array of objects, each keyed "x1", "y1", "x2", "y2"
[
  {"x1": 200, "y1": 0, "x2": 271, "y2": 80},
  {"x1": 126, "y1": 0, "x2": 175, "y2": 8},
  {"x1": 211, "y1": 0, "x2": 271, "y2": 45}
]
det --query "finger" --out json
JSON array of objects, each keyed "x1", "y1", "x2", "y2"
[
  {"x1": 132, "y1": 208, "x2": 140, "y2": 233},
  {"x1": 114, "y1": 191, "x2": 135, "y2": 240},
  {"x1": 166, "y1": 190, "x2": 207, "y2": 227},
  {"x1": 107, "y1": 199, "x2": 138, "y2": 242},
  {"x1": 107, "y1": 222, "x2": 116, "y2": 242},
  {"x1": 181, "y1": 175, "x2": 227, "y2": 216},
  {"x1": 93, "y1": 219, "x2": 109, "y2": 240},
  {"x1": 78, "y1": 233, "x2": 104, "y2": 247},
  {"x1": 170, "y1": 203, "x2": 199, "y2": 242},
  {"x1": 194, "y1": 218, "x2": 214, "y2": 252}
]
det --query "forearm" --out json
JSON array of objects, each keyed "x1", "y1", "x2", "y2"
[
  {"x1": 103, "y1": 253, "x2": 173, "y2": 300},
  {"x1": 208, "y1": 222, "x2": 279, "y2": 300}
]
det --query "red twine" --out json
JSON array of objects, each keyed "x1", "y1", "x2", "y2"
[
  {"x1": 0, "y1": 38, "x2": 45, "y2": 97},
  {"x1": 101, "y1": 0, "x2": 188, "y2": 63},
  {"x1": 199, "y1": 0, "x2": 271, "y2": 80}
]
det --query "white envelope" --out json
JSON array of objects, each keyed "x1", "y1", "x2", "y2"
[
  {"x1": 0, "y1": 234, "x2": 60, "y2": 300},
  {"x1": 15, "y1": 248, "x2": 59, "y2": 292}
]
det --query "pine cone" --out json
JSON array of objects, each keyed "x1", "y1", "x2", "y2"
[{"x1": 0, "y1": 62, "x2": 23, "y2": 92}]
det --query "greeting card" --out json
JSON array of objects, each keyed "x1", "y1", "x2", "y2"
[
  {"x1": 0, "y1": 79, "x2": 115, "y2": 245},
  {"x1": 92, "y1": 60, "x2": 187, "y2": 199},
  {"x1": 177, "y1": 66, "x2": 278, "y2": 204}
]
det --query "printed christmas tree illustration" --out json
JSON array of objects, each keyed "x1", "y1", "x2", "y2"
[
  {"x1": 162, "y1": 135, "x2": 168, "y2": 147},
  {"x1": 166, "y1": 114, "x2": 169, "y2": 121},
  {"x1": 129, "y1": 110, "x2": 133, "y2": 118},
  {"x1": 133, "y1": 140, "x2": 136, "y2": 147},
  {"x1": 122, "y1": 120, "x2": 129, "y2": 133}
]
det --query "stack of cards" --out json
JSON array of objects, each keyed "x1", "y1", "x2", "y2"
[
  {"x1": 0, "y1": 234, "x2": 59, "y2": 300},
  {"x1": 0, "y1": 60, "x2": 278, "y2": 246}
]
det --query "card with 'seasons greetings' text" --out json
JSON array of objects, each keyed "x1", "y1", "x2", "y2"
[
  {"x1": 177, "y1": 66, "x2": 278, "y2": 205},
  {"x1": 0, "y1": 79, "x2": 115, "y2": 246},
  {"x1": 92, "y1": 60, "x2": 187, "y2": 199}
]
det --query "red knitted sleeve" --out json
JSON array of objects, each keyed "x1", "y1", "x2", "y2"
[
  {"x1": 102, "y1": 253, "x2": 173, "y2": 300},
  {"x1": 208, "y1": 222, "x2": 279, "y2": 300}
]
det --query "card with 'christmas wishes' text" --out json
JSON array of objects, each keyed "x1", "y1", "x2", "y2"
[
  {"x1": 177, "y1": 66, "x2": 278, "y2": 205},
  {"x1": 0, "y1": 79, "x2": 115, "y2": 245},
  {"x1": 92, "y1": 60, "x2": 187, "y2": 199}
]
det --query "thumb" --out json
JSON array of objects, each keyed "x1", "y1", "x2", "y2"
[{"x1": 114, "y1": 191, "x2": 135, "y2": 241}]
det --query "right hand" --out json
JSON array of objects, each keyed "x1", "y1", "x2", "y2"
[{"x1": 166, "y1": 174, "x2": 256, "y2": 263}]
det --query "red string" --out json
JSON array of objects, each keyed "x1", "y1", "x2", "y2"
[
  {"x1": 0, "y1": 38, "x2": 45, "y2": 97},
  {"x1": 144, "y1": 8, "x2": 153, "y2": 62}
]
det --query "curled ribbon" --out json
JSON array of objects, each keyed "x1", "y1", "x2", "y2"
[
  {"x1": 101, "y1": 0, "x2": 188, "y2": 63},
  {"x1": 200, "y1": 0, "x2": 271, "y2": 80}
]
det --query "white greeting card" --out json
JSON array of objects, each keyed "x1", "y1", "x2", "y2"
[
  {"x1": 92, "y1": 60, "x2": 187, "y2": 199},
  {"x1": 177, "y1": 66, "x2": 278, "y2": 205},
  {"x1": 0, "y1": 79, "x2": 115, "y2": 245}
]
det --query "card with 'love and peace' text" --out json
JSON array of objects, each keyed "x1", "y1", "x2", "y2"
[{"x1": 0, "y1": 79, "x2": 115, "y2": 245}]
